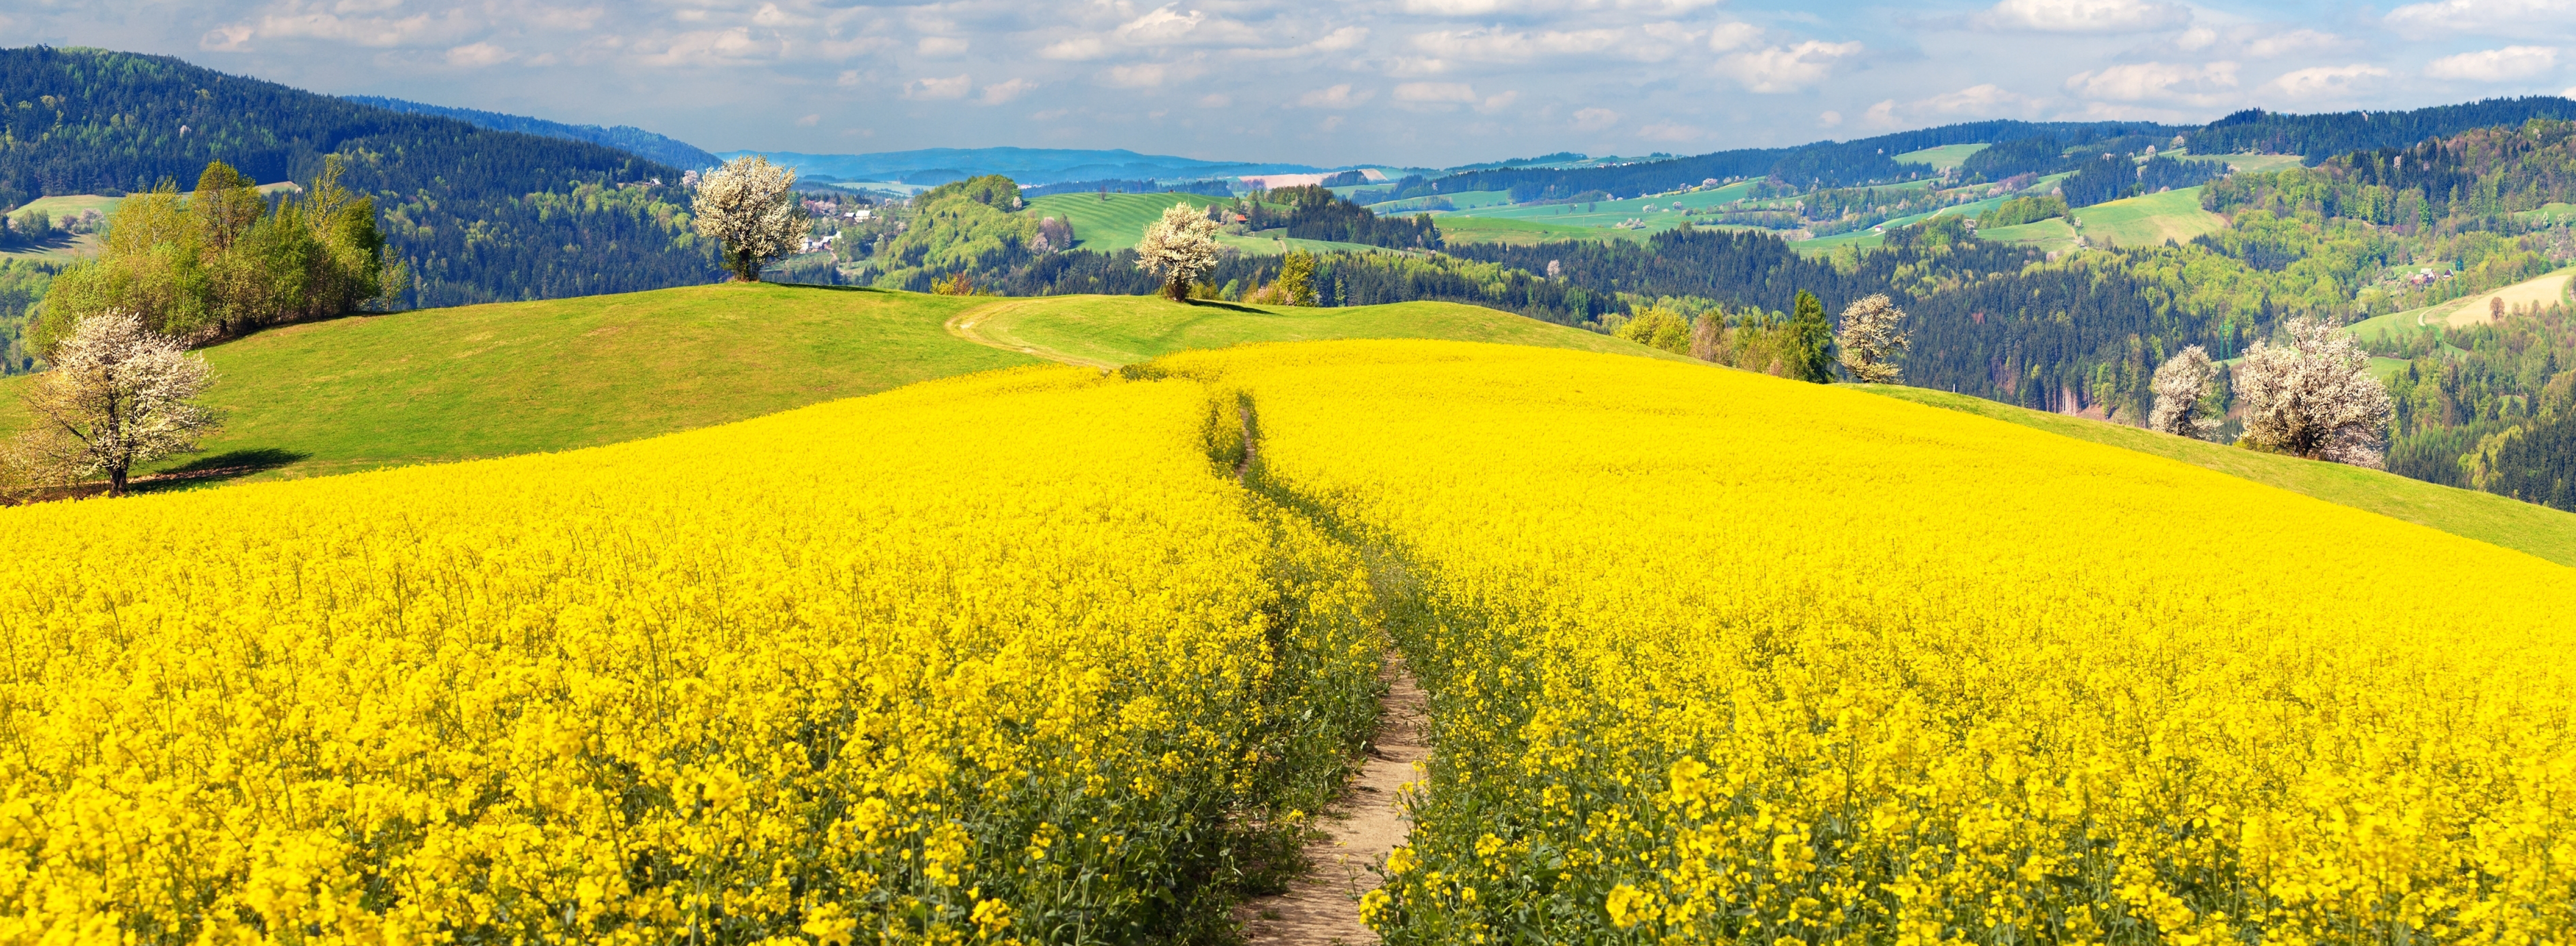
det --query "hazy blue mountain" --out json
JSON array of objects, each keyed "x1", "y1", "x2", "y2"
[
  {"x1": 346, "y1": 96, "x2": 721, "y2": 171},
  {"x1": 717, "y1": 147, "x2": 1328, "y2": 186}
]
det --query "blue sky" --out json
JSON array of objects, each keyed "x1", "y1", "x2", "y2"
[{"x1": 7, "y1": 0, "x2": 2575, "y2": 167}]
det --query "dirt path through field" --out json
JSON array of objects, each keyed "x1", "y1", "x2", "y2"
[
  {"x1": 1238, "y1": 656, "x2": 1430, "y2": 946},
  {"x1": 944, "y1": 300, "x2": 1118, "y2": 370}
]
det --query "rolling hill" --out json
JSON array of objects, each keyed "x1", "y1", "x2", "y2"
[
  {"x1": 0, "y1": 286, "x2": 1668, "y2": 487},
  {"x1": 1022, "y1": 192, "x2": 1385, "y2": 255}
]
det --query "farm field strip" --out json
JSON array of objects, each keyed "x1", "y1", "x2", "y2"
[
  {"x1": 1171, "y1": 340, "x2": 2576, "y2": 944},
  {"x1": 0, "y1": 363, "x2": 1388, "y2": 945}
]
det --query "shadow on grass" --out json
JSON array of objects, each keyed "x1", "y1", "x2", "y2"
[
  {"x1": 133, "y1": 448, "x2": 314, "y2": 493},
  {"x1": 1182, "y1": 299, "x2": 1278, "y2": 315}
]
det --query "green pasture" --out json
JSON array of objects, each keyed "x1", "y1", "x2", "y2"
[
  {"x1": 1434, "y1": 215, "x2": 1651, "y2": 246},
  {"x1": 1860, "y1": 385, "x2": 2576, "y2": 566},
  {"x1": 955, "y1": 295, "x2": 1684, "y2": 368},
  {"x1": 1978, "y1": 217, "x2": 2080, "y2": 254},
  {"x1": 1366, "y1": 191, "x2": 1514, "y2": 214},
  {"x1": 2518, "y1": 202, "x2": 2576, "y2": 226},
  {"x1": 1893, "y1": 144, "x2": 1989, "y2": 170},
  {"x1": 1024, "y1": 192, "x2": 1242, "y2": 253},
  {"x1": 0, "y1": 283, "x2": 1035, "y2": 485},
  {"x1": 2071, "y1": 187, "x2": 2225, "y2": 249}
]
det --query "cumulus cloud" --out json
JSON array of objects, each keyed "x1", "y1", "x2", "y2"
[
  {"x1": 640, "y1": 28, "x2": 774, "y2": 68},
  {"x1": 1411, "y1": 27, "x2": 1625, "y2": 62},
  {"x1": 1394, "y1": 82, "x2": 1479, "y2": 103},
  {"x1": 904, "y1": 74, "x2": 972, "y2": 100},
  {"x1": 795, "y1": 112, "x2": 820, "y2": 127},
  {"x1": 2243, "y1": 29, "x2": 2347, "y2": 59},
  {"x1": 1707, "y1": 21, "x2": 1761, "y2": 52},
  {"x1": 1040, "y1": 36, "x2": 1108, "y2": 60},
  {"x1": 1572, "y1": 107, "x2": 1620, "y2": 131},
  {"x1": 1863, "y1": 83, "x2": 2042, "y2": 127},
  {"x1": 2423, "y1": 45, "x2": 2560, "y2": 81},
  {"x1": 2064, "y1": 61, "x2": 2238, "y2": 103},
  {"x1": 1977, "y1": 0, "x2": 2191, "y2": 33},
  {"x1": 917, "y1": 36, "x2": 968, "y2": 57},
  {"x1": 1714, "y1": 40, "x2": 1863, "y2": 93},
  {"x1": 2263, "y1": 64, "x2": 2393, "y2": 99},
  {"x1": 2385, "y1": 0, "x2": 2576, "y2": 34},
  {"x1": 980, "y1": 78, "x2": 1038, "y2": 105},
  {"x1": 444, "y1": 42, "x2": 515, "y2": 67},
  {"x1": 1297, "y1": 83, "x2": 1376, "y2": 108}
]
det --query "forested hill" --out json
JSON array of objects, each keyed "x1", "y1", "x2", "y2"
[
  {"x1": 345, "y1": 96, "x2": 721, "y2": 171},
  {"x1": 0, "y1": 46, "x2": 717, "y2": 307},
  {"x1": 2188, "y1": 97, "x2": 2576, "y2": 163},
  {"x1": 1414, "y1": 120, "x2": 2183, "y2": 199}
]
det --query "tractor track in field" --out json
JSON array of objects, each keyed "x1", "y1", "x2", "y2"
[{"x1": 944, "y1": 300, "x2": 1120, "y2": 370}]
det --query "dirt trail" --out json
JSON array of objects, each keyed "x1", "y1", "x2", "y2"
[
  {"x1": 944, "y1": 300, "x2": 1118, "y2": 370},
  {"x1": 1239, "y1": 657, "x2": 1430, "y2": 946}
]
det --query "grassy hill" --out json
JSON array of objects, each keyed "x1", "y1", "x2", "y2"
[
  {"x1": 2072, "y1": 187, "x2": 2226, "y2": 249},
  {"x1": 1860, "y1": 383, "x2": 2576, "y2": 565},
  {"x1": 0, "y1": 284, "x2": 1037, "y2": 484},
  {"x1": 1893, "y1": 143, "x2": 1989, "y2": 170},
  {"x1": 946, "y1": 295, "x2": 1682, "y2": 369},
  {"x1": 0, "y1": 286, "x2": 1674, "y2": 489},
  {"x1": 1977, "y1": 217, "x2": 2080, "y2": 253},
  {"x1": 1021, "y1": 192, "x2": 1378, "y2": 255}
]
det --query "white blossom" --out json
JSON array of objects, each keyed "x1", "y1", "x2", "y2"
[
  {"x1": 1835, "y1": 294, "x2": 1910, "y2": 383},
  {"x1": 691, "y1": 156, "x2": 809, "y2": 282},
  {"x1": 9, "y1": 311, "x2": 220, "y2": 496},
  {"x1": 1135, "y1": 202, "x2": 1222, "y2": 300},
  {"x1": 2232, "y1": 317, "x2": 2393, "y2": 467},
  {"x1": 2148, "y1": 345, "x2": 2221, "y2": 439}
]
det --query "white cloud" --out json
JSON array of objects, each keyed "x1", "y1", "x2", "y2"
[
  {"x1": 1394, "y1": 82, "x2": 1478, "y2": 103},
  {"x1": 445, "y1": 42, "x2": 515, "y2": 67},
  {"x1": 836, "y1": 69, "x2": 862, "y2": 87},
  {"x1": 1861, "y1": 84, "x2": 2040, "y2": 128},
  {"x1": 1818, "y1": 109, "x2": 1844, "y2": 127},
  {"x1": 2064, "y1": 61, "x2": 2238, "y2": 103},
  {"x1": 2423, "y1": 45, "x2": 2560, "y2": 81},
  {"x1": 1706, "y1": 21, "x2": 1761, "y2": 52},
  {"x1": 1478, "y1": 91, "x2": 1520, "y2": 113},
  {"x1": 1572, "y1": 107, "x2": 1620, "y2": 131},
  {"x1": 1714, "y1": 40, "x2": 1863, "y2": 93},
  {"x1": 795, "y1": 112, "x2": 820, "y2": 127},
  {"x1": 918, "y1": 36, "x2": 969, "y2": 57},
  {"x1": 1411, "y1": 27, "x2": 1625, "y2": 62},
  {"x1": 1103, "y1": 63, "x2": 1170, "y2": 87},
  {"x1": 1977, "y1": 0, "x2": 2191, "y2": 33},
  {"x1": 201, "y1": 24, "x2": 254, "y2": 51},
  {"x1": 2386, "y1": 0, "x2": 2576, "y2": 34},
  {"x1": 1298, "y1": 83, "x2": 1376, "y2": 108},
  {"x1": 2263, "y1": 64, "x2": 2393, "y2": 99},
  {"x1": 1040, "y1": 37, "x2": 1108, "y2": 60},
  {"x1": 981, "y1": 78, "x2": 1038, "y2": 104},
  {"x1": 640, "y1": 28, "x2": 774, "y2": 67},
  {"x1": 1118, "y1": 6, "x2": 1207, "y2": 45},
  {"x1": 2244, "y1": 29, "x2": 2346, "y2": 59},
  {"x1": 904, "y1": 73, "x2": 972, "y2": 100}
]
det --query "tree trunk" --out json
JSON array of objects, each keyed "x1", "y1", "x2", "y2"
[{"x1": 108, "y1": 465, "x2": 128, "y2": 499}]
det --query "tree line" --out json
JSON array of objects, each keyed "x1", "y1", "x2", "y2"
[{"x1": 0, "y1": 46, "x2": 720, "y2": 309}]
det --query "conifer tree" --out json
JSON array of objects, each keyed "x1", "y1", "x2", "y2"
[{"x1": 1788, "y1": 290, "x2": 1837, "y2": 383}]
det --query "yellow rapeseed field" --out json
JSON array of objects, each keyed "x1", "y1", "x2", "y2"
[
  {"x1": 0, "y1": 367, "x2": 1383, "y2": 946},
  {"x1": 9, "y1": 337, "x2": 2574, "y2": 945},
  {"x1": 1170, "y1": 341, "x2": 2576, "y2": 946}
]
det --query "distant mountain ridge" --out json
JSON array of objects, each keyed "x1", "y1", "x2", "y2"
[
  {"x1": 718, "y1": 147, "x2": 1331, "y2": 187},
  {"x1": 346, "y1": 96, "x2": 721, "y2": 172},
  {"x1": 0, "y1": 46, "x2": 715, "y2": 311}
]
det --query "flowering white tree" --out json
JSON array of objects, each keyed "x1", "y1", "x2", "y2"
[
  {"x1": 1135, "y1": 202, "x2": 1222, "y2": 300},
  {"x1": 2233, "y1": 317, "x2": 2393, "y2": 466},
  {"x1": 691, "y1": 156, "x2": 809, "y2": 282},
  {"x1": 1834, "y1": 294, "x2": 1909, "y2": 383},
  {"x1": 9, "y1": 311, "x2": 221, "y2": 497},
  {"x1": 2148, "y1": 345, "x2": 2222, "y2": 439}
]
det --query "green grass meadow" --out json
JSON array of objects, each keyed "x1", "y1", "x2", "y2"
[
  {"x1": 1893, "y1": 144, "x2": 1989, "y2": 170},
  {"x1": 958, "y1": 295, "x2": 1686, "y2": 368},
  {"x1": 2073, "y1": 187, "x2": 2226, "y2": 249},
  {"x1": 0, "y1": 283, "x2": 1037, "y2": 484}
]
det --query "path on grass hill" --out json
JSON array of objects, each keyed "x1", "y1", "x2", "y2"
[
  {"x1": 1239, "y1": 657, "x2": 1430, "y2": 946},
  {"x1": 946, "y1": 300, "x2": 1118, "y2": 370}
]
